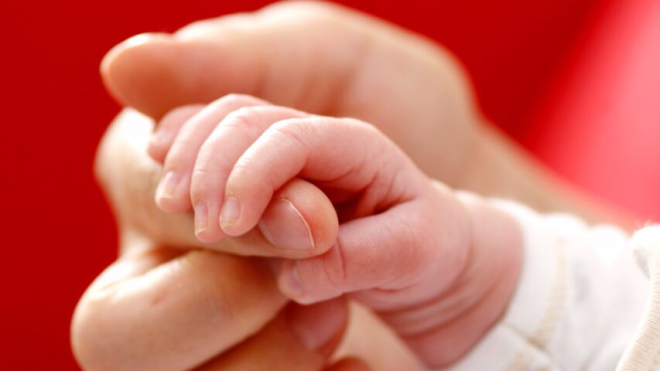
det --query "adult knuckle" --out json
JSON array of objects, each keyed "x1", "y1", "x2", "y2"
[
  {"x1": 218, "y1": 93, "x2": 256, "y2": 107},
  {"x1": 187, "y1": 255, "x2": 239, "y2": 322},
  {"x1": 263, "y1": 1, "x2": 344, "y2": 26},
  {"x1": 187, "y1": 251, "x2": 273, "y2": 322},
  {"x1": 346, "y1": 117, "x2": 381, "y2": 136}
]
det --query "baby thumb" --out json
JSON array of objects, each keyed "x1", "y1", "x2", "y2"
[{"x1": 259, "y1": 178, "x2": 338, "y2": 256}]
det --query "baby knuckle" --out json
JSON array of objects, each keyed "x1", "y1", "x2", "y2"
[
  {"x1": 230, "y1": 160, "x2": 270, "y2": 189},
  {"x1": 164, "y1": 142, "x2": 198, "y2": 170},
  {"x1": 187, "y1": 251, "x2": 279, "y2": 322},
  {"x1": 223, "y1": 107, "x2": 265, "y2": 134},
  {"x1": 319, "y1": 242, "x2": 348, "y2": 293},
  {"x1": 190, "y1": 172, "x2": 216, "y2": 202},
  {"x1": 271, "y1": 119, "x2": 310, "y2": 146},
  {"x1": 271, "y1": 117, "x2": 302, "y2": 131}
]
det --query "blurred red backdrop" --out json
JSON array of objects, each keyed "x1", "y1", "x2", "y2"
[{"x1": 2, "y1": 0, "x2": 657, "y2": 369}]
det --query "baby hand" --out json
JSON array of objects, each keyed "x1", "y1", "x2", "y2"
[
  {"x1": 148, "y1": 95, "x2": 340, "y2": 257},
  {"x1": 149, "y1": 94, "x2": 522, "y2": 367}
]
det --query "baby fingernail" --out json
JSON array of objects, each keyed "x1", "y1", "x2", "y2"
[
  {"x1": 194, "y1": 202, "x2": 208, "y2": 236},
  {"x1": 259, "y1": 199, "x2": 315, "y2": 250},
  {"x1": 156, "y1": 171, "x2": 179, "y2": 201},
  {"x1": 220, "y1": 196, "x2": 241, "y2": 229},
  {"x1": 285, "y1": 299, "x2": 346, "y2": 351},
  {"x1": 280, "y1": 264, "x2": 304, "y2": 299}
]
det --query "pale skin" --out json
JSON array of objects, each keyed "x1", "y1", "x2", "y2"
[
  {"x1": 148, "y1": 94, "x2": 523, "y2": 367},
  {"x1": 71, "y1": 2, "x2": 637, "y2": 370}
]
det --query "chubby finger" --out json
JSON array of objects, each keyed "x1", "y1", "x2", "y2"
[
  {"x1": 71, "y1": 249, "x2": 287, "y2": 371},
  {"x1": 259, "y1": 178, "x2": 338, "y2": 255},
  {"x1": 275, "y1": 199, "x2": 460, "y2": 304},
  {"x1": 276, "y1": 184, "x2": 472, "y2": 307},
  {"x1": 275, "y1": 198, "x2": 470, "y2": 367},
  {"x1": 154, "y1": 94, "x2": 267, "y2": 214},
  {"x1": 191, "y1": 104, "x2": 307, "y2": 243},
  {"x1": 195, "y1": 299, "x2": 348, "y2": 371},
  {"x1": 148, "y1": 104, "x2": 204, "y2": 164},
  {"x1": 282, "y1": 189, "x2": 522, "y2": 368},
  {"x1": 220, "y1": 117, "x2": 421, "y2": 236},
  {"x1": 100, "y1": 110, "x2": 336, "y2": 259}
]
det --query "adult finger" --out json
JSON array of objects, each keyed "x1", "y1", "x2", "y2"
[
  {"x1": 195, "y1": 299, "x2": 348, "y2": 371},
  {"x1": 71, "y1": 249, "x2": 286, "y2": 371},
  {"x1": 101, "y1": 2, "x2": 478, "y2": 188},
  {"x1": 100, "y1": 2, "x2": 373, "y2": 119}
]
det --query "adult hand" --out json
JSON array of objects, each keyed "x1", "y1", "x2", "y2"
[
  {"x1": 71, "y1": 110, "x2": 380, "y2": 371},
  {"x1": 102, "y1": 1, "x2": 478, "y2": 188},
  {"x1": 102, "y1": 0, "x2": 635, "y2": 227},
  {"x1": 73, "y1": 2, "x2": 484, "y2": 369},
  {"x1": 73, "y1": 1, "x2": 634, "y2": 369}
]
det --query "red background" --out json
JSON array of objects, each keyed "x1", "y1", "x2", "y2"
[{"x1": 2, "y1": 0, "x2": 657, "y2": 369}]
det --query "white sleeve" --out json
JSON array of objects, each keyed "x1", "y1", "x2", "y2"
[{"x1": 442, "y1": 200, "x2": 650, "y2": 371}]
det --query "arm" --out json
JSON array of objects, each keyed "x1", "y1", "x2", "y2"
[
  {"x1": 446, "y1": 201, "x2": 648, "y2": 370},
  {"x1": 464, "y1": 123, "x2": 638, "y2": 230}
]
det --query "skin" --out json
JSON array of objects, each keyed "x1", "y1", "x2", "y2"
[
  {"x1": 72, "y1": 109, "x2": 372, "y2": 371},
  {"x1": 72, "y1": 1, "x2": 636, "y2": 370},
  {"x1": 101, "y1": 1, "x2": 636, "y2": 228},
  {"x1": 149, "y1": 96, "x2": 523, "y2": 367}
]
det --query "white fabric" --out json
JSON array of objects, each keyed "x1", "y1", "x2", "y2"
[
  {"x1": 441, "y1": 200, "x2": 653, "y2": 371},
  {"x1": 617, "y1": 226, "x2": 660, "y2": 371}
]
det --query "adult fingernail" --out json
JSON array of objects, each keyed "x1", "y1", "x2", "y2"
[
  {"x1": 285, "y1": 299, "x2": 347, "y2": 351},
  {"x1": 259, "y1": 199, "x2": 315, "y2": 250},
  {"x1": 156, "y1": 171, "x2": 179, "y2": 201},
  {"x1": 220, "y1": 196, "x2": 241, "y2": 229}
]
